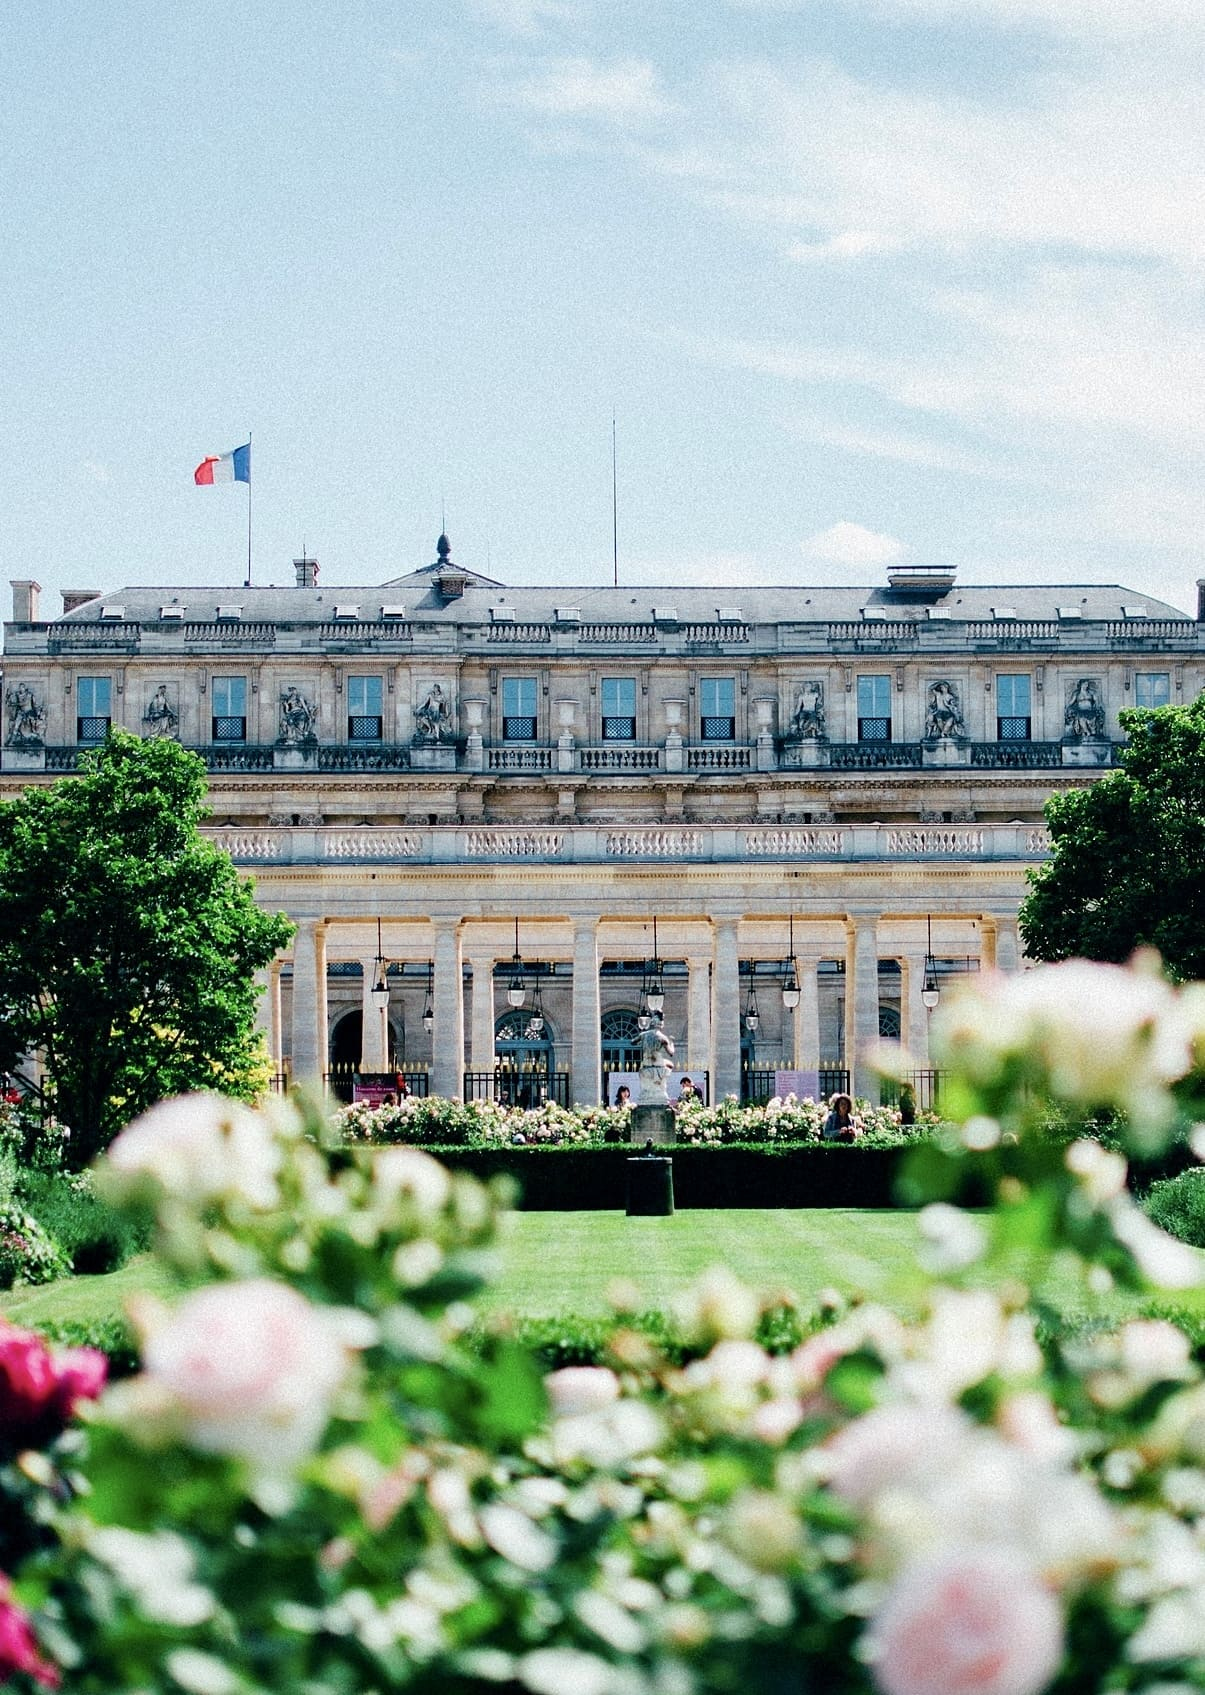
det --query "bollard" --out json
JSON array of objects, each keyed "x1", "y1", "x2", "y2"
[{"x1": 626, "y1": 1154, "x2": 674, "y2": 1216}]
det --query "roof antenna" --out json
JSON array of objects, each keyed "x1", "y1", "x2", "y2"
[{"x1": 612, "y1": 411, "x2": 618, "y2": 589}]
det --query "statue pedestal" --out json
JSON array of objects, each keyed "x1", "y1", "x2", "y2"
[
  {"x1": 1061, "y1": 739, "x2": 1111, "y2": 767},
  {"x1": 274, "y1": 746, "x2": 317, "y2": 770},
  {"x1": 781, "y1": 739, "x2": 826, "y2": 768},
  {"x1": 410, "y1": 743, "x2": 457, "y2": 772},
  {"x1": 2, "y1": 747, "x2": 45, "y2": 772},
  {"x1": 631, "y1": 1103, "x2": 675, "y2": 1146},
  {"x1": 922, "y1": 737, "x2": 969, "y2": 767}
]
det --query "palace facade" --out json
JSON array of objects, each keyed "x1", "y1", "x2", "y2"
[{"x1": 4, "y1": 544, "x2": 1202, "y2": 1104}]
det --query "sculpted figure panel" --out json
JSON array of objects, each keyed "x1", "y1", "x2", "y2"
[
  {"x1": 279, "y1": 687, "x2": 318, "y2": 746},
  {"x1": 1065, "y1": 678, "x2": 1104, "y2": 740},
  {"x1": 414, "y1": 682, "x2": 453, "y2": 743},
  {"x1": 142, "y1": 684, "x2": 178, "y2": 739},
  {"x1": 5, "y1": 683, "x2": 45, "y2": 747},
  {"x1": 788, "y1": 681, "x2": 826, "y2": 741},
  {"x1": 925, "y1": 679, "x2": 965, "y2": 740}
]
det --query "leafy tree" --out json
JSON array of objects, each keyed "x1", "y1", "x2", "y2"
[
  {"x1": 0, "y1": 731, "x2": 293, "y2": 1164},
  {"x1": 1019, "y1": 695, "x2": 1205, "y2": 980}
]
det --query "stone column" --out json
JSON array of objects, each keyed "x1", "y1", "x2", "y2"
[
  {"x1": 849, "y1": 912, "x2": 881, "y2": 1102},
  {"x1": 570, "y1": 917, "x2": 601, "y2": 1105},
  {"x1": 359, "y1": 954, "x2": 389, "y2": 1072},
  {"x1": 467, "y1": 952, "x2": 497, "y2": 1072},
  {"x1": 267, "y1": 960, "x2": 283, "y2": 1077},
  {"x1": 430, "y1": 919, "x2": 464, "y2": 1100},
  {"x1": 712, "y1": 918, "x2": 742, "y2": 1102},
  {"x1": 289, "y1": 918, "x2": 326, "y2": 1085},
  {"x1": 797, "y1": 957, "x2": 820, "y2": 1074},
  {"x1": 904, "y1": 954, "x2": 930, "y2": 1065},
  {"x1": 687, "y1": 957, "x2": 711, "y2": 1079}
]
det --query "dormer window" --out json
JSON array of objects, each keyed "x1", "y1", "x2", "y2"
[
  {"x1": 555, "y1": 606, "x2": 582, "y2": 624},
  {"x1": 1121, "y1": 605, "x2": 1148, "y2": 619},
  {"x1": 652, "y1": 606, "x2": 679, "y2": 625},
  {"x1": 333, "y1": 604, "x2": 360, "y2": 620},
  {"x1": 216, "y1": 605, "x2": 242, "y2": 622},
  {"x1": 160, "y1": 605, "x2": 185, "y2": 621},
  {"x1": 716, "y1": 606, "x2": 743, "y2": 623},
  {"x1": 926, "y1": 607, "x2": 951, "y2": 620},
  {"x1": 380, "y1": 604, "x2": 407, "y2": 619},
  {"x1": 490, "y1": 606, "x2": 515, "y2": 623},
  {"x1": 100, "y1": 605, "x2": 125, "y2": 621},
  {"x1": 992, "y1": 607, "x2": 1017, "y2": 621},
  {"x1": 1057, "y1": 606, "x2": 1083, "y2": 620},
  {"x1": 861, "y1": 608, "x2": 888, "y2": 621}
]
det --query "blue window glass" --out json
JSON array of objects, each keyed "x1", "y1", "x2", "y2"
[
  {"x1": 996, "y1": 674, "x2": 1031, "y2": 741},
  {"x1": 211, "y1": 676, "x2": 247, "y2": 743},
  {"x1": 77, "y1": 676, "x2": 111, "y2": 743},
  {"x1": 700, "y1": 677, "x2": 735, "y2": 740},
  {"x1": 502, "y1": 677, "x2": 538, "y2": 741},
  {"x1": 1135, "y1": 672, "x2": 1170, "y2": 709},
  {"x1": 601, "y1": 677, "x2": 636, "y2": 740},
  {"x1": 348, "y1": 675, "x2": 383, "y2": 741},
  {"x1": 856, "y1": 675, "x2": 891, "y2": 742}
]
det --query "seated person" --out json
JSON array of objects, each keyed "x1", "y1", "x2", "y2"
[
  {"x1": 614, "y1": 1084, "x2": 632, "y2": 1108},
  {"x1": 676, "y1": 1076, "x2": 700, "y2": 1107}
]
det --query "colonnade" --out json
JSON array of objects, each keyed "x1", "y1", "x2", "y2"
[{"x1": 259, "y1": 910, "x2": 1023, "y2": 1103}]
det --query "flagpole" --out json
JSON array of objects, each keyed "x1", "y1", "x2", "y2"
[{"x1": 245, "y1": 432, "x2": 253, "y2": 588}]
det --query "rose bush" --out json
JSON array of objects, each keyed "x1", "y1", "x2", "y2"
[{"x1": 5, "y1": 959, "x2": 1205, "y2": 1692}]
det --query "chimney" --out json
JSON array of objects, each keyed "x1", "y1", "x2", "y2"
[
  {"x1": 1197, "y1": 578, "x2": 1205, "y2": 622},
  {"x1": 10, "y1": 580, "x2": 41, "y2": 622},
  {"x1": 294, "y1": 556, "x2": 319, "y2": 587},
  {"x1": 62, "y1": 589, "x2": 100, "y2": 615}
]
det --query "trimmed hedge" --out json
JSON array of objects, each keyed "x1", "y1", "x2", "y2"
[{"x1": 414, "y1": 1142, "x2": 910, "y2": 1209}]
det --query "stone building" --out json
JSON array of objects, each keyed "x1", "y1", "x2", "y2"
[{"x1": 4, "y1": 544, "x2": 1201, "y2": 1104}]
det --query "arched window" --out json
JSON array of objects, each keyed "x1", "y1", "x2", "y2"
[
  {"x1": 601, "y1": 1008, "x2": 641, "y2": 1081},
  {"x1": 494, "y1": 1008, "x2": 555, "y2": 1106},
  {"x1": 879, "y1": 1005, "x2": 901, "y2": 1039}
]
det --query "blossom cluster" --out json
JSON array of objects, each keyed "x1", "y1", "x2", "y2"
[{"x1": 6, "y1": 956, "x2": 1205, "y2": 1694}]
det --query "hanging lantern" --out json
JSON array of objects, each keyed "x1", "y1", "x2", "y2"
[
  {"x1": 922, "y1": 914, "x2": 940, "y2": 1009},
  {"x1": 645, "y1": 915, "x2": 665, "y2": 1014},
  {"x1": 422, "y1": 959, "x2": 434, "y2": 1032},
  {"x1": 529, "y1": 971, "x2": 545, "y2": 1036},
  {"x1": 744, "y1": 979, "x2": 760, "y2": 1032},
  {"x1": 507, "y1": 917, "x2": 527, "y2": 1009},
  {"x1": 782, "y1": 913, "x2": 800, "y2": 1009},
  {"x1": 370, "y1": 916, "x2": 390, "y2": 1010}
]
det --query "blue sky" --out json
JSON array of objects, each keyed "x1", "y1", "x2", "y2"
[{"x1": 3, "y1": 0, "x2": 1203, "y2": 615}]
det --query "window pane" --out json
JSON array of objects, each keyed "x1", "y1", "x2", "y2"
[
  {"x1": 1135, "y1": 672, "x2": 1170, "y2": 709},
  {"x1": 997, "y1": 674, "x2": 1030, "y2": 716},
  {"x1": 601, "y1": 677, "x2": 636, "y2": 716},
  {"x1": 857, "y1": 676, "x2": 890, "y2": 717},
  {"x1": 502, "y1": 677, "x2": 537, "y2": 716},
  {"x1": 348, "y1": 676, "x2": 382, "y2": 716},
  {"x1": 700, "y1": 677, "x2": 735, "y2": 717},
  {"x1": 212, "y1": 677, "x2": 246, "y2": 716},
  {"x1": 78, "y1": 677, "x2": 110, "y2": 716}
]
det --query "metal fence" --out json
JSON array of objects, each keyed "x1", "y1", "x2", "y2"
[
  {"x1": 880, "y1": 1070, "x2": 949, "y2": 1113},
  {"x1": 741, "y1": 1066, "x2": 851, "y2": 1104},
  {"x1": 463, "y1": 1070, "x2": 570, "y2": 1108}
]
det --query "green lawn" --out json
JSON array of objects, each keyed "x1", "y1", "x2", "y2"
[{"x1": 5, "y1": 1208, "x2": 1204, "y2": 1335}]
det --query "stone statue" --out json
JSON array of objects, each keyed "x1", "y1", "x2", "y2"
[
  {"x1": 5, "y1": 683, "x2": 45, "y2": 747},
  {"x1": 638, "y1": 1011, "x2": 675, "y2": 1106},
  {"x1": 278, "y1": 686, "x2": 317, "y2": 746},
  {"x1": 789, "y1": 681, "x2": 826, "y2": 740},
  {"x1": 142, "y1": 684, "x2": 178, "y2": 739},
  {"x1": 414, "y1": 683, "x2": 452, "y2": 743},
  {"x1": 925, "y1": 679, "x2": 965, "y2": 740},
  {"x1": 1065, "y1": 678, "x2": 1104, "y2": 740}
]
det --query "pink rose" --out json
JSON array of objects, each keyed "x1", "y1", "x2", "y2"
[
  {"x1": 0, "y1": 1574, "x2": 59, "y2": 1688},
  {"x1": 867, "y1": 1547, "x2": 1063, "y2": 1695},
  {"x1": 0, "y1": 1321, "x2": 107, "y2": 1451},
  {"x1": 136, "y1": 1279, "x2": 352, "y2": 1469},
  {"x1": 544, "y1": 1366, "x2": 621, "y2": 1419}
]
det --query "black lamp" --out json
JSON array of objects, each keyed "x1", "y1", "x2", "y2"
[
  {"x1": 645, "y1": 916, "x2": 665, "y2": 1015},
  {"x1": 922, "y1": 914, "x2": 940, "y2": 1010},
  {"x1": 506, "y1": 918, "x2": 527, "y2": 1009},
  {"x1": 370, "y1": 917, "x2": 390, "y2": 1010},
  {"x1": 782, "y1": 913, "x2": 800, "y2": 1010},
  {"x1": 422, "y1": 959, "x2": 434, "y2": 1032},
  {"x1": 744, "y1": 974, "x2": 760, "y2": 1032}
]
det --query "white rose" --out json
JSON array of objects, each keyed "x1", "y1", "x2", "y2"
[
  {"x1": 107, "y1": 1093, "x2": 281, "y2": 1209},
  {"x1": 867, "y1": 1546, "x2": 1064, "y2": 1695},
  {"x1": 373, "y1": 1147, "x2": 451, "y2": 1215},
  {"x1": 136, "y1": 1278, "x2": 353, "y2": 1469},
  {"x1": 544, "y1": 1366, "x2": 620, "y2": 1420}
]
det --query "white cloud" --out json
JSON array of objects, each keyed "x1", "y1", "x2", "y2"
[
  {"x1": 802, "y1": 522, "x2": 906, "y2": 566},
  {"x1": 512, "y1": 56, "x2": 670, "y2": 123},
  {"x1": 470, "y1": 0, "x2": 582, "y2": 36},
  {"x1": 869, "y1": 0, "x2": 1205, "y2": 37},
  {"x1": 787, "y1": 231, "x2": 900, "y2": 261},
  {"x1": 785, "y1": 416, "x2": 998, "y2": 477},
  {"x1": 83, "y1": 459, "x2": 111, "y2": 485}
]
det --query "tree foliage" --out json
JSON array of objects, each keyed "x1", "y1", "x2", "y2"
[
  {"x1": 1019, "y1": 695, "x2": 1205, "y2": 979},
  {"x1": 0, "y1": 732, "x2": 293, "y2": 1162}
]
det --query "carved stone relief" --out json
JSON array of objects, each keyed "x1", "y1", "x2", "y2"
[
  {"x1": 4, "y1": 683, "x2": 45, "y2": 747},
  {"x1": 142, "y1": 683, "x2": 179, "y2": 738},
  {"x1": 924, "y1": 679, "x2": 965, "y2": 740},
  {"x1": 278, "y1": 687, "x2": 318, "y2": 746},
  {"x1": 413, "y1": 681, "x2": 454, "y2": 744},
  {"x1": 787, "y1": 680, "x2": 826, "y2": 740},
  {"x1": 1064, "y1": 677, "x2": 1105, "y2": 740}
]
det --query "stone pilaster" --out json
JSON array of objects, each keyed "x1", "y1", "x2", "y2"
[
  {"x1": 687, "y1": 956, "x2": 711, "y2": 1078},
  {"x1": 797, "y1": 957, "x2": 820, "y2": 1073},
  {"x1": 431, "y1": 920, "x2": 464, "y2": 1100},
  {"x1": 289, "y1": 918, "x2": 326, "y2": 1085},
  {"x1": 849, "y1": 911, "x2": 881, "y2": 1103},
  {"x1": 712, "y1": 918, "x2": 742, "y2": 1102},
  {"x1": 467, "y1": 953, "x2": 497, "y2": 1072},
  {"x1": 570, "y1": 917, "x2": 601, "y2": 1105},
  {"x1": 904, "y1": 953, "x2": 930, "y2": 1065}
]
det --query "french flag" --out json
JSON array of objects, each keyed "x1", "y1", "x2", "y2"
[{"x1": 194, "y1": 442, "x2": 250, "y2": 485}]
